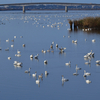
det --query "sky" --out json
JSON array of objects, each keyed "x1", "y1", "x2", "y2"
[{"x1": 0, "y1": 0, "x2": 100, "y2": 4}]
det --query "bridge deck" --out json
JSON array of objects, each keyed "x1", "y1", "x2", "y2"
[{"x1": 0, "y1": 2, "x2": 100, "y2": 6}]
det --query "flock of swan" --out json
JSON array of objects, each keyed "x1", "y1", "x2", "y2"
[
  {"x1": 5, "y1": 35, "x2": 68, "y2": 86},
  {"x1": 5, "y1": 35, "x2": 99, "y2": 86},
  {"x1": 1, "y1": 13, "x2": 100, "y2": 88},
  {"x1": 64, "y1": 38, "x2": 100, "y2": 85},
  {"x1": 4, "y1": 31, "x2": 100, "y2": 86}
]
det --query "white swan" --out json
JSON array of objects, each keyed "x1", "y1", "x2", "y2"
[
  {"x1": 25, "y1": 68, "x2": 31, "y2": 73},
  {"x1": 84, "y1": 50, "x2": 94, "y2": 58},
  {"x1": 88, "y1": 50, "x2": 94, "y2": 57},
  {"x1": 92, "y1": 39, "x2": 95, "y2": 42},
  {"x1": 72, "y1": 40, "x2": 77, "y2": 43},
  {"x1": 15, "y1": 54, "x2": 21, "y2": 57},
  {"x1": 44, "y1": 60, "x2": 48, "y2": 64},
  {"x1": 30, "y1": 54, "x2": 33, "y2": 58},
  {"x1": 84, "y1": 70, "x2": 91, "y2": 76},
  {"x1": 86, "y1": 80, "x2": 91, "y2": 84},
  {"x1": 13, "y1": 61, "x2": 18, "y2": 65},
  {"x1": 22, "y1": 44, "x2": 25, "y2": 47},
  {"x1": 68, "y1": 36, "x2": 71, "y2": 38},
  {"x1": 11, "y1": 45, "x2": 14, "y2": 47},
  {"x1": 34, "y1": 54, "x2": 39, "y2": 59},
  {"x1": 43, "y1": 50, "x2": 46, "y2": 53},
  {"x1": 62, "y1": 75, "x2": 69, "y2": 82},
  {"x1": 96, "y1": 60, "x2": 100, "y2": 64},
  {"x1": 52, "y1": 41, "x2": 54, "y2": 44},
  {"x1": 38, "y1": 73, "x2": 43, "y2": 79},
  {"x1": 8, "y1": 57, "x2": 11, "y2": 60},
  {"x1": 75, "y1": 64, "x2": 81, "y2": 70},
  {"x1": 14, "y1": 36, "x2": 16, "y2": 38},
  {"x1": 17, "y1": 62, "x2": 22, "y2": 66},
  {"x1": 74, "y1": 40, "x2": 77, "y2": 43},
  {"x1": 84, "y1": 54, "x2": 89, "y2": 58},
  {"x1": 32, "y1": 72, "x2": 37, "y2": 77},
  {"x1": 73, "y1": 72, "x2": 79, "y2": 76},
  {"x1": 45, "y1": 71, "x2": 49, "y2": 76},
  {"x1": 6, "y1": 39, "x2": 9, "y2": 42},
  {"x1": 13, "y1": 61, "x2": 22, "y2": 66},
  {"x1": 17, "y1": 50, "x2": 21, "y2": 54},
  {"x1": 65, "y1": 61, "x2": 71, "y2": 66},
  {"x1": 36, "y1": 78, "x2": 40, "y2": 84},
  {"x1": 85, "y1": 60, "x2": 91, "y2": 65},
  {"x1": 50, "y1": 44, "x2": 53, "y2": 49},
  {"x1": 85, "y1": 39, "x2": 87, "y2": 41},
  {"x1": 56, "y1": 44, "x2": 58, "y2": 47},
  {"x1": 41, "y1": 49, "x2": 44, "y2": 53},
  {"x1": 59, "y1": 47, "x2": 66, "y2": 52}
]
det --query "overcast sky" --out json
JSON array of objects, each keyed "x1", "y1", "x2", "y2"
[{"x1": 0, "y1": 0, "x2": 100, "y2": 4}]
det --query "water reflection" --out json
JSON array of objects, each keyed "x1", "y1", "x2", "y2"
[
  {"x1": 30, "y1": 58, "x2": 33, "y2": 61},
  {"x1": 96, "y1": 64, "x2": 100, "y2": 67},
  {"x1": 69, "y1": 28, "x2": 100, "y2": 34}
]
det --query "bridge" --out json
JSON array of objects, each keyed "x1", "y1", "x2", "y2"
[{"x1": 0, "y1": 2, "x2": 100, "y2": 13}]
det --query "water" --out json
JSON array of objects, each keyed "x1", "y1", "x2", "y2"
[{"x1": 0, "y1": 10, "x2": 100, "y2": 100}]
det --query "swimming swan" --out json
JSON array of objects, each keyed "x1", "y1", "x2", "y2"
[
  {"x1": 25, "y1": 68, "x2": 31, "y2": 73},
  {"x1": 61, "y1": 75, "x2": 69, "y2": 82},
  {"x1": 84, "y1": 70, "x2": 91, "y2": 76},
  {"x1": 34, "y1": 54, "x2": 39, "y2": 59},
  {"x1": 44, "y1": 60, "x2": 48, "y2": 64},
  {"x1": 32, "y1": 72, "x2": 37, "y2": 77},
  {"x1": 38, "y1": 73, "x2": 43, "y2": 79},
  {"x1": 8, "y1": 57, "x2": 11, "y2": 60},
  {"x1": 96, "y1": 60, "x2": 100, "y2": 64},
  {"x1": 45, "y1": 71, "x2": 49, "y2": 76},
  {"x1": 75, "y1": 64, "x2": 81, "y2": 70},
  {"x1": 17, "y1": 50, "x2": 21, "y2": 54},
  {"x1": 30, "y1": 54, "x2": 33, "y2": 58},
  {"x1": 13, "y1": 61, "x2": 22, "y2": 66},
  {"x1": 65, "y1": 61, "x2": 71, "y2": 66},
  {"x1": 36, "y1": 78, "x2": 40, "y2": 84},
  {"x1": 86, "y1": 80, "x2": 91, "y2": 84}
]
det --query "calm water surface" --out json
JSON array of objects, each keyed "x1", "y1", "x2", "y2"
[{"x1": 0, "y1": 10, "x2": 100, "y2": 100}]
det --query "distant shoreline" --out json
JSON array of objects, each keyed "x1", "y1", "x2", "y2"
[{"x1": 0, "y1": 8, "x2": 100, "y2": 11}]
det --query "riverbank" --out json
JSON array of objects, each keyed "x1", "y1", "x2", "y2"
[{"x1": 69, "y1": 17, "x2": 100, "y2": 30}]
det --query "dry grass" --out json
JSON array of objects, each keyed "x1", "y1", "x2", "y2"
[{"x1": 76, "y1": 17, "x2": 100, "y2": 29}]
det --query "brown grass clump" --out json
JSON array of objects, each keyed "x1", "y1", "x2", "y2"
[{"x1": 77, "y1": 17, "x2": 100, "y2": 29}]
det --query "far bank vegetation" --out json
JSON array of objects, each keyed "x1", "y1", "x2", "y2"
[{"x1": 69, "y1": 17, "x2": 100, "y2": 29}]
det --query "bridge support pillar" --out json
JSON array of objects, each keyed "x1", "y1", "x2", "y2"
[
  {"x1": 65, "y1": 6, "x2": 68, "y2": 12},
  {"x1": 23, "y1": 6, "x2": 25, "y2": 13}
]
